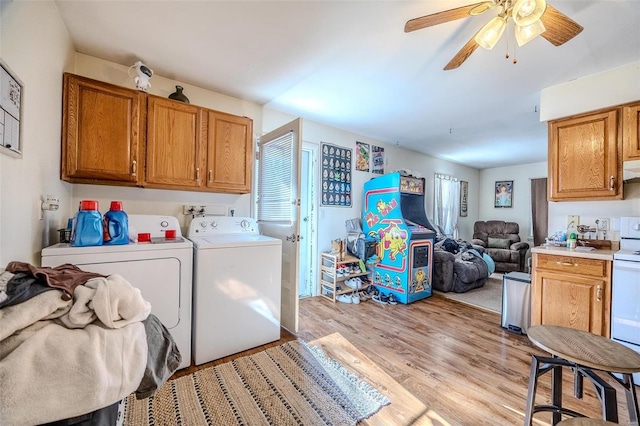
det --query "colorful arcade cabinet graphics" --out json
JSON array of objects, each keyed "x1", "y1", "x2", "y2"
[{"x1": 362, "y1": 172, "x2": 436, "y2": 304}]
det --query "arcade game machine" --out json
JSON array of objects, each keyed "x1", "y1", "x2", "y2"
[{"x1": 362, "y1": 172, "x2": 436, "y2": 304}]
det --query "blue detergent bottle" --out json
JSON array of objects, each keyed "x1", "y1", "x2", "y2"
[
  {"x1": 70, "y1": 200, "x2": 104, "y2": 247},
  {"x1": 103, "y1": 201, "x2": 129, "y2": 245}
]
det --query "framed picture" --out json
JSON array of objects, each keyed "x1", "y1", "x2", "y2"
[
  {"x1": 495, "y1": 180, "x2": 513, "y2": 208},
  {"x1": 460, "y1": 180, "x2": 468, "y2": 217},
  {"x1": 355, "y1": 141, "x2": 369, "y2": 172},
  {"x1": 320, "y1": 142, "x2": 352, "y2": 207},
  {"x1": 0, "y1": 59, "x2": 23, "y2": 158},
  {"x1": 371, "y1": 145, "x2": 384, "y2": 174}
]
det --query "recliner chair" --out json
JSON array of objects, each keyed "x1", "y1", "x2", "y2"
[{"x1": 471, "y1": 220, "x2": 529, "y2": 273}]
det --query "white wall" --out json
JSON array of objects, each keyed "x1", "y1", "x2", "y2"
[
  {"x1": 0, "y1": 1, "x2": 75, "y2": 265},
  {"x1": 479, "y1": 162, "x2": 547, "y2": 241},
  {"x1": 539, "y1": 60, "x2": 640, "y2": 240},
  {"x1": 540, "y1": 61, "x2": 640, "y2": 121},
  {"x1": 480, "y1": 164, "x2": 640, "y2": 242},
  {"x1": 263, "y1": 108, "x2": 481, "y2": 253}
]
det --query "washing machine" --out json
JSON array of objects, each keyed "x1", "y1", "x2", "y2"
[
  {"x1": 189, "y1": 216, "x2": 282, "y2": 365},
  {"x1": 41, "y1": 214, "x2": 193, "y2": 370}
]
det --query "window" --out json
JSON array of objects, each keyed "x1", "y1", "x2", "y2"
[
  {"x1": 257, "y1": 131, "x2": 294, "y2": 222},
  {"x1": 434, "y1": 173, "x2": 460, "y2": 238}
]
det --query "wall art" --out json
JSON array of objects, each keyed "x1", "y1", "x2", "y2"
[
  {"x1": 495, "y1": 180, "x2": 513, "y2": 208},
  {"x1": 321, "y1": 142, "x2": 352, "y2": 207},
  {"x1": 0, "y1": 59, "x2": 23, "y2": 158},
  {"x1": 371, "y1": 145, "x2": 384, "y2": 174},
  {"x1": 355, "y1": 141, "x2": 369, "y2": 172},
  {"x1": 460, "y1": 180, "x2": 468, "y2": 217}
]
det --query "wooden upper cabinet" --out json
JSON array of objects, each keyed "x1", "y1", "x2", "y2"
[
  {"x1": 623, "y1": 101, "x2": 640, "y2": 160},
  {"x1": 145, "y1": 95, "x2": 204, "y2": 189},
  {"x1": 205, "y1": 110, "x2": 253, "y2": 194},
  {"x1": 548, "y1": 108, "x2": 622, "y2": 201},
  {"x1": 61, "y1": 74, "x2": 254, "y2": 194},
  {"x1": 62, "y1": 73, "x2": 143, "y2": 185}
]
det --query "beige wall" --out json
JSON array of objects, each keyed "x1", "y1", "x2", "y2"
[
  {"x1": 480, "y1": 162, "x2": 640, "y2": 242},
  {"x1": 2, "y1": 1, "x2": 637, "y2": 267},
  {"x1": 0, "y1": 1, "x2": 75, "y2": 265},
  {"x1": 479, "y1": 162, "x2": 548, "y2": 242},
  {"x1": 263, "y1": 108, "x2": 481, "y2": 253},
  {"x1": 540, "y1": 60, "x2": 640, "y2": 239}
]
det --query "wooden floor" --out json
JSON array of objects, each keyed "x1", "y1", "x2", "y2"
[{"x1": 175, "y1": 294, "x2": 635, "y2": 425}]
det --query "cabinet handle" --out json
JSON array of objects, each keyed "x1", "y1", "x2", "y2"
[
  {"x1": 196, "y1": 168, "x2": 201, "y2": 181},
  {"x1": 131, "y1": 160, "x2": 137, "y2": 176},
  {"x1": 609, "y1": 176, "x2": 615, "y2": 191},
  {"x1": 596, "y1": 285, "x2": 602, "y2": 301},
  {"x1": 208, "y1": 170, "x2": 213, "y2": 183},
  {"x1": 556, "y1": 261, "x2": 577, "y2": 267}
]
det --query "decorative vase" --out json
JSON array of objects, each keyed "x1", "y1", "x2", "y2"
[{"x1": 168, "y1": 85, "x2": 190, "y2": 104}]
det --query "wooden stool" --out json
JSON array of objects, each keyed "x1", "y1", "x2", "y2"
[
  {"x1": 557, "y1": 419, "x2": 617, "y2": 426},
  {"x1": 524, "y1": 325, "x2": 640, "y2": 426}
]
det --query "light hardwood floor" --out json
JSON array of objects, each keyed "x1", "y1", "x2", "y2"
[{"x1": 176, "y1": 294, "x2": 634, "y2": 425}]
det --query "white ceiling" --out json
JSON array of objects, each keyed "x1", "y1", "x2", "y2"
[{"x1": 54, "y1": 0, "x2": 640, "y2": 169}]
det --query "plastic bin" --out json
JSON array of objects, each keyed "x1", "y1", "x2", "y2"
[{"x1": 501, "y1": 271, "x2": 531, "y2": 335}]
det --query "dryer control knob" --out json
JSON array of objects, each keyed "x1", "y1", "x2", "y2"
[
  {"x1": 161, "y1": 220, "x2": 169, "y2": 228},
  {"x1": 240, "y1": 220, "x2": 250, "y2": 229},
  {"x1": 210, "y1": 221, "x2": 218, "y2": 228},
  {"x1": 200, "y1": 221, "x2": 207, "y2": 228}
]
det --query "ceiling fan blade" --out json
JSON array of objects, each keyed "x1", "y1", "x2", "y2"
[
  {"x1": 539, "y1": 4, "x2": 584, "y2": 46},
  {"x1": 444, "y1": 33, "x2": 480, "y2": 70},
  {"x1": 404, "y1": 2, "x2": 487, "y2": 33}
]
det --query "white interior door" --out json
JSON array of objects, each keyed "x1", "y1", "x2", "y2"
[{"x1": 257, "y1": 118, "x2": 302, "y2": 333}]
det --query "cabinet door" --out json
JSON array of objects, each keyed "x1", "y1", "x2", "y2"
[
  {"x1": 145, "y1": 96, "x2": 204, "y2": 188},
  {"x1": 532, "y1": 271, "x2": 608, "y2": 337},
  {"x1": 62, "y1": 73, "x2": 142, "y2": 185},
  {"x1": 205, "y1": 110, "x2": 253, "y2": 194},
  {"x1": 548, "y1": 109, "x2": 622, "y2": 201},
  {"x1": 623, "y1": 102, "x2": 640, "y2": 160}
]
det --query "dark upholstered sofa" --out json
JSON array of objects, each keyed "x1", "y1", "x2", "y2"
[
  {"x1": 471, "y1": 221, "x2": 529, "y2": 272},
  {"x1": 432, "y1": 242, "x2": 489, "y2": 293}
]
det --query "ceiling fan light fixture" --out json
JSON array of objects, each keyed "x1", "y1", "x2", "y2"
[
  {"x1": 512, "y1": 0, "x2": 547, "y2": 26},
  {"x1": 515, "y1": 19, "x2": 546, "y2": 46},
  {"x1": 475, "y1": 16, "x2": 507, "y2": 50}
]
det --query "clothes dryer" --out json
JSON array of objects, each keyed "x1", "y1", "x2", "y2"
[
  {"x1": 41, "y1": 215, "x2": 193, "y2": 370},
  {"x1": 188, "y1": 216, "x2": 282, "y2": 365}
]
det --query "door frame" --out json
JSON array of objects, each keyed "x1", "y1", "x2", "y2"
[{"x1": 300, "y1": 142, "x2": 319, "y2": 297}]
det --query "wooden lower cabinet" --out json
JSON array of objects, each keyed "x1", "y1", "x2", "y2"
[{"x1": 531, "y1": 253, "x2": 611, "y2": 337}]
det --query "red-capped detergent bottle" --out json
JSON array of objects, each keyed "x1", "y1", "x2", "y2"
[
  {"x1": 70, "y1": 200, "x2": 103, "y2": 247},
  {"x1": 103, "y1": 201, "x2": 129, "y2": 245}
]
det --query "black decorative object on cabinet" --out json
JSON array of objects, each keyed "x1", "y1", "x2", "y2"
[{"x1": 168, "y1": 85, "x2": 189, "y2": 104}]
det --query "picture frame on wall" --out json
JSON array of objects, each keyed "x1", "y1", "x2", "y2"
[
  {"x1": 355, "y1": 141, "x2": 370, "y2": 172},
  {"x1": 0, "y1": 58, "x2": 24, "y2": 158},
  {"x1": 460, "y1": 180, "x2": 468, "y2": 217},
  {"x1": 320, "y1": 142, "x2": 352, "y2": 207},
  {"x1": 495, "y1": 180, "x2": 513, "y2": 208}
]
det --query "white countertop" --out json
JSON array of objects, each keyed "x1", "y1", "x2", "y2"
[{"x1": 531, "y1": 245, "x2": 616, "y2": 261}]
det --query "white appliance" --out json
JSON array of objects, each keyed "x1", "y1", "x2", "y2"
[
  {"x1": 612, "y1": 216, "x2": 640, "y2": 384},
  {"x1": 189, "y1": 216, "x2": 282, "y2": 365},
  {"x1": 41, "y1": 214, "x2": 193, "y2": 370}
]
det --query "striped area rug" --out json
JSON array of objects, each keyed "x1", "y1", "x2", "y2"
[{"x1": 123, "y1": 340, "x2": 389, "y2": 425}]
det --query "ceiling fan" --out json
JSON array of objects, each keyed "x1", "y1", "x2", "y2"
[{"x1": 404, "y1": 0, "x2": 583, "y2": 70}]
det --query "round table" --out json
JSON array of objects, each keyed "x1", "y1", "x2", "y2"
[{"x1": 524, "y1": 325, "x2": 640, "y2": 426}]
